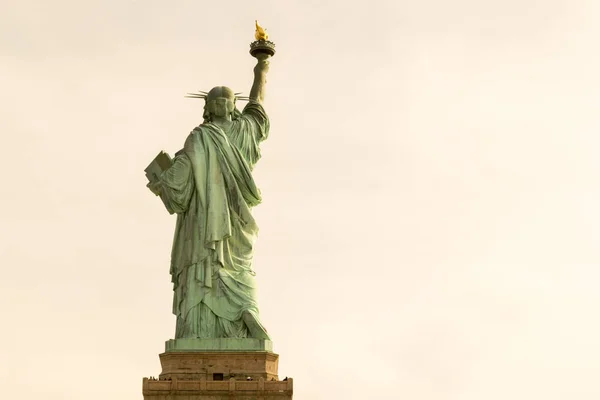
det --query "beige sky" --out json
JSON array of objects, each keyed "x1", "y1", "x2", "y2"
[{"x1": 1, "y1": 0, "x2": 599, "y2": 399}]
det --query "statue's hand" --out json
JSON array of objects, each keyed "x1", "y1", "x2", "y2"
[
  {"x1": 147, "y1": 181, "x2": 162, "y2": 196},
  {"x1": 254, "y1": 57, "x2": 270, "y2": 76},
  {"x1": 254, "y1": 52, "x2": 271, "y2": 62}
]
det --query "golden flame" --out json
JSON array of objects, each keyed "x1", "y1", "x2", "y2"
[{"x1": 255, "y1": 20, "x2": 269, "y2": 41}]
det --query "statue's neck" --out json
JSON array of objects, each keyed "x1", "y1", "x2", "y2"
[{"x1": 211, "y1": 116, "x2": 233, "y2": 130}]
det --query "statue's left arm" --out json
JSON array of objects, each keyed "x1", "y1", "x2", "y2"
[{"x1": 148, "y1": 153, "x2": 194, "y2": 214}]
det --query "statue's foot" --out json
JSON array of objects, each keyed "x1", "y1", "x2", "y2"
[{"x1": 242, "y1": 311, "x2": 271, "y2": 340}]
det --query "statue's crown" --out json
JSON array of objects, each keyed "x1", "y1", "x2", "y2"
[{"x1": 185, "y1": 89, "x2": 249, "y2": 102}]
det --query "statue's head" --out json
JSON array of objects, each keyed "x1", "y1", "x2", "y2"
[{"x1": 204, "y1": 86, "x2": 236, "y2": 120}]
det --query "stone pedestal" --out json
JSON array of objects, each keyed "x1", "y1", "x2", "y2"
[
  {"x1": 159, "y1": 350, "x2": 279, "y2": 381},
  {"x1": 142, "y1": 339, "x2": 293, "y2": 399}
]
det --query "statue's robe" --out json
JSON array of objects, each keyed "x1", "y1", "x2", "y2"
[{"x1": 156, "y1": 101, "x2": 270, "y2": 339}]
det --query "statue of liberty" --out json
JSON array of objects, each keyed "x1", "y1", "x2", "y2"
[{"x1": 146, "y1": 37, "x2": 274, "y2": 340}]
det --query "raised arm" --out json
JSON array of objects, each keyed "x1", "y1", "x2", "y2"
[{"x1": 249, "y1": 53, "x2": 270, "y2": 104}]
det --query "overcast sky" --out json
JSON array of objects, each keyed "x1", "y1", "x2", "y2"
[{"x1": 1, "y1": 0, "x2": 599, "y2": 399}]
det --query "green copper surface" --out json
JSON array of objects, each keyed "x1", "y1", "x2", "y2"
[
  {"x1": 147, "y1": 54, "x2": 273, "y2": 342},
  {"x1": 165, "y1": 338, "x2": 273, "y2": 352}
]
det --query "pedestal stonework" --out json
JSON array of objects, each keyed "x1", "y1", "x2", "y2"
[
  {"x1": 142, "y1": 339, "x2": 293, "y2": 399},
  {"x1": 143, "y1": 377, "x2": 293, "y2": 400},
  {"x1": 159, "y1": 351, "x2": 279, "y2": 381}
]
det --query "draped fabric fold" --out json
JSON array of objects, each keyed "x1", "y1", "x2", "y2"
[{"x1": 155, "y1": 101, "x2": 271, "y2": 339}]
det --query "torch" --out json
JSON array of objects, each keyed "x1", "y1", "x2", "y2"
[{"x1": 249, "y1": 20, "x2": 276, "y2": 58}]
